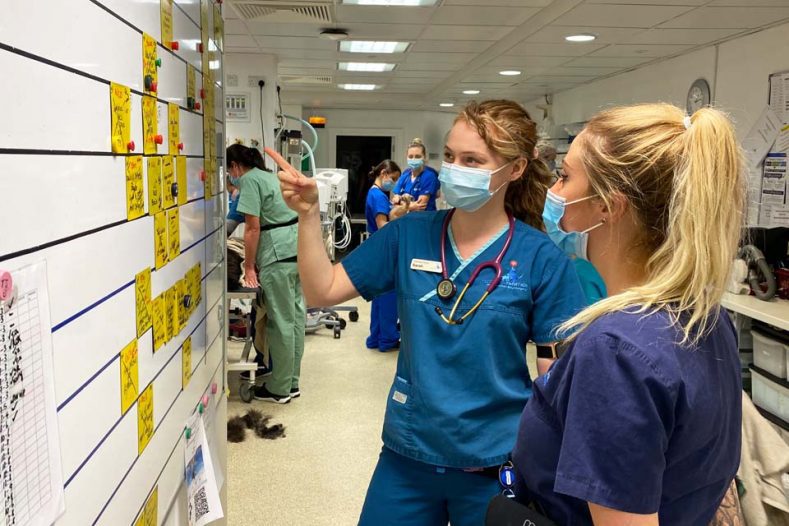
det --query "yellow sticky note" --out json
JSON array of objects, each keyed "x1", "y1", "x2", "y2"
[
  {"x1": 168, "y1": 103, "x2": 180, "y2": 156},
  {"x1": 165, "y1": 286, "x2": 177, "y2": 342},
  {"x1": 187, "y1": 65, "x2": 196, "y2": 108},
  {"x1": 142, "y1": 95, "x2": 158, "y2": 155},
  {"x1": 135, "y1": 268, "x2": 153, "y2": 338},
  {"x1": 177, "y1": 278, "x2": 187, "y2": 331},
  {"x1": 135, "y1": 486, "x2": 158, "y2": 526},
  {"x1": 162, "y1": 156, "x2": 176, "y2": 209},
  {"x1": 142, "y1": 33, "x2": 158, "y2": 96},
  {"x1": 200, "y1": 0, "x2": 210, "y2": 44},
  {"x1": 110, "y1": 82, "x2": 131, "y2": 154},
  {"x1": 152, "y1": 294, "x2": 166, "y2": 352},
  {"x1": 154, "y1": 212, "x2": 168, "y2": 270},
  {"x1": 168, "y1": 208, "x2": 180, "y2": 260},
  {"x1": 177, "y1": 156, "x2": 188, "y2": 206},
  {"x1": 147, "y1": 157, "x2": 162, "y2": 215},
  {"x1": 182, "y1": 336, "x2": 192, "y2": 388},
  {"x1": 137, "y1": 385, "x2": 154, "y2": 455},
  {"x1": 213, "y1": 4, "x2": 223, "y2": 50},
  {"x1": 120, "y1": 340, "x2": 139, "y2": 415},
  {"x1": 126, "y1": 156, "x2": 145, "y2": 221},
  {"x1": 160, "y1": 0, "x2": 173, "y2": 47},
  {"x1": 195, "y1": 262, "x2": 202, "y2": 306}
]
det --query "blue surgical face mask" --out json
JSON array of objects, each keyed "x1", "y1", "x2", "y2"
[
  {"x1": 381, "y1": 180, "x2": 395, "y2": 192},
  {"x1": 229, "y1": 175, "x2": 240, "y2": 186},
  {"x1": 407, "y1": 158, "x2": 424, "y2": 170},
  {"x1": 438, "y1": 161, "x2": 511, "y2": 212},
  {"x1": 542, "y1": 190, "x2": 604, "y2": 261}
]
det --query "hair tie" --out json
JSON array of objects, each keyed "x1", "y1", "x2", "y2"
[{"x1": 683, "y1": 116, "x2": 692, "y2": 130}]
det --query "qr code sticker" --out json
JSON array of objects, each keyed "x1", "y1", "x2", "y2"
[{"x1": 194, "y1": 486, "x2": 209, "y2": 520}]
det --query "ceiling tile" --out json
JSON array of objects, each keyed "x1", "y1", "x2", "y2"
[
  {"x1": 224, "y1": 19, "x2": 248, "y2": 35},
  {"x1": 405, "y1": 52, "x2": 477, "y2": 64},
  {"x1": 273, "y1": 49, "x2": 341, "y2": 60},
  {"x1": 441, "y1": 0, "x2": 551, "y2": 6},
  {"x1": 335, "y1": 5, "x2": 433, "y2": 25},
  {"x1": 225, "y1": 34, "x2": 257, "y2": 48},
  {"x1": 431, "y1": 6, "x2": 539, "y2": 26},
  {"x1": 660, "y1": 7, "x2": 789, "y2": 29},
  {"x1": 523, "y1": 25, "x2": 642, "y2": 44},
  {"x1": 490, "y1": 55, "x2": 572, "y2": 67},
  {"x1": 254, "y1": 36, "x2": 337, "y2": 51},
  {"x1": 707, "y1": 0, "x2": 789, "y2": 5},
  {"x1": 549, "y1": 66, "x2": 623, "y2": 76},
  {"x1": 506, "y1": 42, "x2": 607, "y2": 56},
  {"x1": 411, "y1": 40, "x2": 496, "y2": 53},
  {"x1": 244, "y1": 22, "x2": 318, "y2": 38},
  {"x1": 588, "y1": 43, "x2": 693, "y2": 57},
  {"x1": 623, "y1": 27, "x2": 743, "y2": 45},
  {"x1": 398, "y1": 62, "x2": 462, "y2": 71},
  {"x1": 395, "y1": 70, "x2": 454, "y2": 79},
  {"x1": 552, "y1": 4, "x2": 694, "y2": 28},
  {"x1": 563, "y1": 55, "x2": 653, "y2": 68},
  {"x1": 587, "y1": 0, "x2": 706, "y2": 4},
  {"x1": 421, "y1": 25, "x2": 513, "y2": 41}
]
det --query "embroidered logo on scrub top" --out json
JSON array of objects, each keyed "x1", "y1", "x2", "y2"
[{"x1": 486, "y1": 260, "x2": 530, "y2": 292}]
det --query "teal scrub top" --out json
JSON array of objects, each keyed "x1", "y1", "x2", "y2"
[
  {"x1": 572, "y1": 258, "x2": 607, "y2": 304},
  {"x1": 341, "y1": 210, "x2": 586, "y2": 468},
  {"x1": 236, "y1": 167, "x2": 298, "y2": 267}
]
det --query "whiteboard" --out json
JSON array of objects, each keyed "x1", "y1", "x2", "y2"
[{"x1": 0, "y1": 0, "x2": 227, "y2": 525}]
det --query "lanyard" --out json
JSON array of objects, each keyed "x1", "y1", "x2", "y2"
[{"x1": 435, "y1": 209, "x2": 515, "y2": 325}]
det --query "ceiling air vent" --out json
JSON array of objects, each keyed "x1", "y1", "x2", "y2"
[
  {"x1": 230, "y1": 2, "x2": 333, "y2": 24},
  {"x1": 280, "y1": 74, "x2": 334, "y2": 85}
]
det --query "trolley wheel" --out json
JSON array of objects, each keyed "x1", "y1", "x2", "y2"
[
  {"x1": 333, "y1": 327, "x2": 342, "y2": 339},
  {"x1": 239, "y1": 382, "x2": 254, "y2": 403},
  {"x1": 349, "y1": 311, "x2": 359, "y2": 322},
  {"x1": 339, "y1": 318, "x2": 347, "y2": 330}
]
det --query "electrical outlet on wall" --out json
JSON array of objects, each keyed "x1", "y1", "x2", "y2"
[{"x1": 248, "y1": 76, "x2": 266, "y2": 88}]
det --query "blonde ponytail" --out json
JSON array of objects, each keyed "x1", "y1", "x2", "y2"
[{"x1": 558, "y1": 104, "x2": 746, "y2": 345}]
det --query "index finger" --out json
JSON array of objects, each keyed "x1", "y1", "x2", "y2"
[{"x1": 264, "y1": 147, "x2": 300, "y2": 178}]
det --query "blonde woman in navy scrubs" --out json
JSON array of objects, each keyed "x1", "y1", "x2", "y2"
[{"x1": 265, "y1": 100, "x2": 585, "y2": 526}]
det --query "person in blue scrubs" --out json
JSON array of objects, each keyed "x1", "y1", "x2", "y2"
[
  {"x1": 226, "y1": 179, "x2": 246, "y2": 236},
  {"x1": 266, "y1": 99, "x2": 585, "y2": 526},
  {"x1": 364, "y1": 160, "x2": 405, "y2": 352},
  {"x1": 512, "y1": 104, "x2": 744, "y2": 525},
  {"x1": 391, "y1": 137, "x2": 440, "y2": 212}
]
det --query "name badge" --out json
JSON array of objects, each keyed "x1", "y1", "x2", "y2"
[{"x1": 410, "y1": 259, "x2": 442, "y2": 273}]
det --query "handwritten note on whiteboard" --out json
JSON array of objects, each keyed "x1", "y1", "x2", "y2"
[
  {"x1": 182, "y1": 337, "x2": 192, "y2": 388},
  {"x1": 154, "y1": 212, "x2": 168, "y2": 270},
  {"x1": 165, "y1": 287, "x2": 177, "y2": 343},
  {"x1": 168, "y1": 208, "x2": 181, "y2": 261},
  {"x1": 148, "y1": 156, "x2": 163, "y2": 215},
  {"x1": 137, "y1": 385, "x2": 154, "y2": 455},
  {"x1": 135, "y1": 486, "x2": 158, "y2": 526},
  {"x1": 152, "y1": 294, "x2": 166, "y2": 352},
  {"x1": 142, "y1": 95, "x2": 158, "y2": 155},
  {"x1": 162, "y1": 156, "x2": 176, "y2": 209},
  {"x1": 213, "y1": 4, "x2": 223, "y2": 51},
  {"x1": 142, "y1": 33, "x2": 158, "y2": 96},
  {"x1": 126, "y1": 156, "x2": 146, "y2": 220},
  {"x1": 168, "y1": 103, "x2": 180, "y2": 156},
  {"x1": 120, "y1": 340, "x2": 139, "y2": 415},
  {"x1": 177, "y1": 278, "x2": 187, "y2": 332},
  {"x1": 160, "y1": 0, "x2": 174, "y2": 47},
  {"x1": 177, "y1": 156, "x2": 188, "y2": 206},
  {"x1": 110, "y1": 82, "x2": 131, "y2": 154},
  {"x1": 187, "y1": 65, "x2": 196, "y2": 107},
  {"x1": 135, "y1": 269, "x2": 153, "y2": 338}
]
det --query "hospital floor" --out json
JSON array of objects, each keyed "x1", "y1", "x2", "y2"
[{"x1": 226, "y1": 296, "x2": 539, "y2": 525}]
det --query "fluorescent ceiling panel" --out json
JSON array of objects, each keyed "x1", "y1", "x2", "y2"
[
  {"x1": 339, "y1": 62, "x2": 396, "y2": 72},
  {"x1": 340, "y1": 41, "x2": 411, "y2": 53}
]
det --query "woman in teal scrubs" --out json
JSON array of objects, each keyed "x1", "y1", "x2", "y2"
[{"x1": 266, "y1": 100, "x2": 585, "y2": 525}]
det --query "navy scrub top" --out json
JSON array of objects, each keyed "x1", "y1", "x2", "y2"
[
  {"x1": 512, "y1": 309, "x2": 742, "y2": 525},
  {"x1": 341, "y1": 210, "x2": 585, "y2": 468},
  {"x1": 365, "y1": 185, "x2": 391, "y2": 234},
  {"x1": 393, "y1": 166, "x2": 440, "y2": 211}
]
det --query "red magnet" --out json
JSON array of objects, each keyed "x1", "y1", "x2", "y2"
[
  {"x1": 197, "y1": 43, "x2": 204, "y2": 53},
  {"x1": 170, "y1": 41, "x2": 179, "y2": 51},
  {"x1": 0, "y1": 271, "x2": 13, "y2": 302},
  {"x1": 127, "y1": 140, "x2": 136, "y2": 152},
  {"x1": 178, "y1": 142, "x2": 184, "y2": 151},
  {"x1": 154, "y1": 134, "x2": 164, "y2": 145},
  {"x1": 211, "y1": 383, "x2": 218, "y2": 394},
  {"x1": 200, "y1": 170, "x2": 206, "y2": 181},
  {"x1": 200, "y1": 88, "x2": 206, "y2": 99},
  {"x1": 194, "y1": 102, "x2": 201, "y2": 110}
]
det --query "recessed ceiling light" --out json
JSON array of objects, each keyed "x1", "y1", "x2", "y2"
[
  {"x1": 440, "y1": 103, "x2": 454, "y2": 107},
  {"x1": 320, "y1": 29, "x2": 350, "y2": 41},
  {"x1": 462, "y1": 90, "x2": 480, "y2": 95},
  {"x1": 565, "y1": 33, "x2": 596, "y2": 43},
  {"x1": 499, "y1": 70, "x2": 521, "y2": 76},
  {"x1": 339, "y1": 84, "x2": 378, "y2": 90},
  {"x1": 341, "y1": 0, "x2": 439, "y2": 5},
  {"x1": 340, "y1": 40, "x2": 410, "y2": 54},
  {"x1": 339, "y1": 62, "x2": 396, "y2": 72}
]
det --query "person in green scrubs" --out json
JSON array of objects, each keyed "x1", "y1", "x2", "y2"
[{"x1": 228, "y1": 144, "x2": 304, "y2": 404}]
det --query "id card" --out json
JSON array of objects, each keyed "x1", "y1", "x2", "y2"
[{"x1": 410, "y1": 259, "x2": 442, "y2": 273}]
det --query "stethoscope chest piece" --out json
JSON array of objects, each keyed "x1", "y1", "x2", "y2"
[{"x1": 436, "y1": 278, "x2": 456, "y2": 301}]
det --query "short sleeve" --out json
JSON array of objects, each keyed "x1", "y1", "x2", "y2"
[
  {"x1": 418, "y1": 170, "x2": 440, "y2": 197},
  {"x1": 530, "y1": 251, "x2": 585, "y2": 342},
  {"x1": 393, "y1": 171, "x2": 409, "y2": 195},
  {"x1": 341, "y1": 217, "x2": 400, "y2": 300},
  {"x1": 236, "y1": 175, "x2": 261, "y2": 218},
  {"x1": 550, "y1": 332, "x2": 676, "y2": 514},
  {"x1": 372, "y1": 191, "x2": 392, "y2": 218}
]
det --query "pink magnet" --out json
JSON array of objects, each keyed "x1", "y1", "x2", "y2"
[
  {"x1": 202, "y1": 394, "x2": 209, "y2": 405},
  {"x1": 211, "y1": 383, "x2": 218, "y2": 394},
  {"x1": 0, "y1": 271, "x2": 13, "y2": 302}
]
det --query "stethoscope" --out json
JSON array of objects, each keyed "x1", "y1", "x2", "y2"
[{"x1": 435, "y1": 209, "x2": 515, "y2": 325}]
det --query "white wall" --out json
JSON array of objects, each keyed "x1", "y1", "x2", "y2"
[
  {"x1": 530, "y1": 22, "x2": 789, "y2": 140},
  {"x1": 224, "y1": 53, "x2": 278, "y2": 158},
  {"x1": 301, "y1": 108, "x2": 457, "y2": 169}
]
